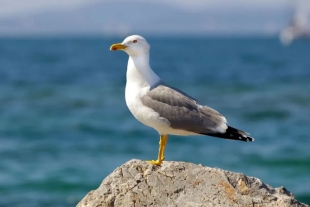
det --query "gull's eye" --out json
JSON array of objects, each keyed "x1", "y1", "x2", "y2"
[{"x1": 133, "y1": 40, "x2": 137, "y2": 43}]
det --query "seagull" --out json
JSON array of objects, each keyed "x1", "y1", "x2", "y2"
[{"x1": 110, "y1": 35, "x2": 254, "y2": 166}]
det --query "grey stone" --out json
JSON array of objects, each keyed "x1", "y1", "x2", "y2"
[{"x1": 77, "y1": 159, "x2": 309, "y2": 207}]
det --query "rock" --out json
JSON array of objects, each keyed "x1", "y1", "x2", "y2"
[{"x1": 77, "y1": 159, "x2": 309, "y2": 207}]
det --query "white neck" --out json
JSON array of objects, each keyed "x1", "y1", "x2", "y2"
[{"x1": 127, "y1": 54, "x2": 161, "y2": 88}]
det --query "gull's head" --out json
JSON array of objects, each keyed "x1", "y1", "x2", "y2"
[{"x1": 110, "y1": 35, "x2": 150, "y2": 56}]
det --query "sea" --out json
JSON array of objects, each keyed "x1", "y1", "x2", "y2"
[{"x1": 0, "y1": 36, "x2": 309, "y2": 207}]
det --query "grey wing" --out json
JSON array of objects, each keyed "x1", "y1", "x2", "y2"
[{"x1": 141, "y1": 84, "x2": 227, "y2": 134}]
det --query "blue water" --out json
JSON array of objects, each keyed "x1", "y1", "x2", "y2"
[{"x1": 0, "y1": 37, "x2": 310, "y2": 206}]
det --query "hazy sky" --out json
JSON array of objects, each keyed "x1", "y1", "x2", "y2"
[
  {"x1": 0, "y1": 0, "x2": 290, "y2": 19},
  {"x1": 0, "y1": 0, "x2": 98, "y2": 18},
  {"x1": 1, "y1": 0, "x2": 309, "y2": 36}
]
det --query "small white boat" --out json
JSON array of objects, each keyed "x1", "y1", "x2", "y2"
[{"x1": 280, "y1": 0, "x2": 310, "y2": 45}]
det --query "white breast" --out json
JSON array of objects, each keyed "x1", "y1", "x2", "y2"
[{"x1": 125, "y1": 57, "x2": 165, "y2": 128}]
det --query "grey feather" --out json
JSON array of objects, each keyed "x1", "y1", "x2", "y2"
[{"x1": 141, "y1": 83, "x2": 226, "y2": 134}]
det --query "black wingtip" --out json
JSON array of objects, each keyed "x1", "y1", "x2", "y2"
[
  {"x1": 246, "y1": 136, "x2": 255, "y2": 142},
  {"x1": 203, "y1": 126, "x2": 255, "y2": 142}
]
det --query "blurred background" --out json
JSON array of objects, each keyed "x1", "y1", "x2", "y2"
[{"x1": 0, "y1": 0, "x2": 310, "y2": 206}]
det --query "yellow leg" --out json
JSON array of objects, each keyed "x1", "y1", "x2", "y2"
[
  {"x1": 160, "y1": 135, "x2": 168, "y2": 161},
  {"x1": 147, "y1": 134, "x2": 168, "y2": 166}
]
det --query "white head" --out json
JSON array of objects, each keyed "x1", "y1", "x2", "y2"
[{"x1": 110, "y1": 35, "x2": 150, "y2": 56}]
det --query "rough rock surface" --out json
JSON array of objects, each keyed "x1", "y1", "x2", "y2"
[{"x1": 77, "y1": 159, "x2": 309, "y2": 207}]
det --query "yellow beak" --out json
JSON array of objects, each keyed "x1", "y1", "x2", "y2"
[{"x1": 110, "y1": 43, "x2": 127, "y2": 51}]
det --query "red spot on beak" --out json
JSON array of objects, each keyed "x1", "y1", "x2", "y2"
[{"x1": 112, "y1": 46, "x2": 117, "y2": 50}]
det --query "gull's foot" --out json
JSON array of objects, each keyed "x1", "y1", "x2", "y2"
[{"x1": 147, "y1": 159, "x2": 163, "y2": 166}]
